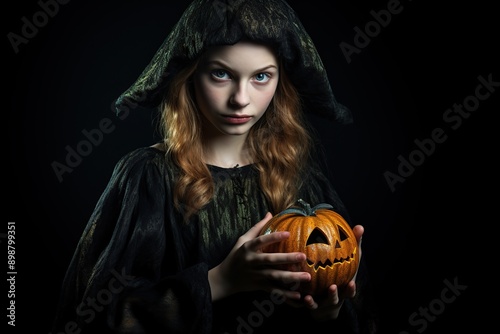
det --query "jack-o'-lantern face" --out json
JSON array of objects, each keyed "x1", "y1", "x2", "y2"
[{"x1": 260, "y1": 199, "x2": 359, "y2": 296}]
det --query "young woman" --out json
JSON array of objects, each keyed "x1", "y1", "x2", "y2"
[{"x1": 52, "y1": 0, "x2": 377, "y2": 333}]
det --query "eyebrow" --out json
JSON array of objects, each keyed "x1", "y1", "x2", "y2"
[{"x1": 205, "y1": 60, "x2": 278, "y2": 73}]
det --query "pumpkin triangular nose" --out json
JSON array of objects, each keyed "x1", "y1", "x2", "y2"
[{"x1": 334, "y1": 240, "x2": 341, "y2": 248}]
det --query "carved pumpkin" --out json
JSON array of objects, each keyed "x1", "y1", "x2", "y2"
[{"x1": 260, "y1": 199, "x2": 359, "y2": 297}]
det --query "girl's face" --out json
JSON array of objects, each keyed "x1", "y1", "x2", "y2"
[{"x1": 193, "y1": 40, "x2": 279, "y2": 137}]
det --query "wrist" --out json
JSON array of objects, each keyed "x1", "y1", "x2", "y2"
[{"x1": 208, "y1": 265, "x2": 229, "y2": 301}]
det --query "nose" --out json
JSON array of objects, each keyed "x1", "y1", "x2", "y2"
[{"x1": 229, "y1": 81, "x2": 250, "y2": 108}]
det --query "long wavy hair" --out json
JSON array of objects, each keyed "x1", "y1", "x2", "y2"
[{"x1": 159, "y1": 53, "x2": 314, "y2": 222}]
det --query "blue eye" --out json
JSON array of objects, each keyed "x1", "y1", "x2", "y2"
[
  {"x1": 211, "y1": 70, "x2": 230, "y2": 80},
  {"x1": 255, "y1": 73, "x2": 270, "y2": 83}
]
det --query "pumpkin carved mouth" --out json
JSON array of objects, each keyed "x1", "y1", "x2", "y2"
[
  {"x1": 306, "y1": 250, "x2": 356, "y2": 271},
  {"x1": 307, "y1": 258, "x2": 333, "y2": 270}
]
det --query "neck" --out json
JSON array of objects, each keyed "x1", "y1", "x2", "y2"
[{"x1": 202, "y1": 134, "x2": 251, "y2": 168}]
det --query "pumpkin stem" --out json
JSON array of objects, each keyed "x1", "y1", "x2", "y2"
[
  {"x1": 278, "y1": 199, "x2": 334, "y2": 217},
  {"x1": 297, "y1": 199, "x2": 315, "y2": 215}
]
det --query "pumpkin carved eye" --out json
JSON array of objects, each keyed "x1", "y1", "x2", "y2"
[
  {"x1": 306, "y1": 228, "x2": 329, "y2": 245},
  {"x1": 337, "y1": 225, "x2": 349, "y2": 241}
]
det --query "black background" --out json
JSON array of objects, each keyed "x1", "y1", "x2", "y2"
[{"x1": 5, "y1": 0, "x2": 497, "y2": 333}]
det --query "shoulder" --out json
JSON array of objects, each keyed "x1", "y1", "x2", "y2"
[{"x1": 111, "y1": 144, "x2": 173, "y2": 181}]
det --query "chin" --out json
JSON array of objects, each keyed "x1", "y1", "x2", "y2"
[{"x1": 218, "y1": 125, "x2": 253, "y2": 136}]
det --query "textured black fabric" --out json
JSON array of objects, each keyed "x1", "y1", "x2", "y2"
[
  {"x1": 51, "y1": 146, "x2": 371, "y2": 333},
  {"x1": 114, "y1": 0, "x2": 352, "y2": 124}
]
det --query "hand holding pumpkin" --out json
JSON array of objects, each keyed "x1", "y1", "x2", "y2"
[
  {"x1": 258, "y1": 200, "x2": 364, "y2": 321},
  {"x1": 208, "y1": 212, "x2": 313, "y2": 302}
]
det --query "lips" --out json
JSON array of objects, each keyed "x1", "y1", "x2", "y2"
[{"x1": 222, "y1": 115, "x2": 252, "y2": 124}]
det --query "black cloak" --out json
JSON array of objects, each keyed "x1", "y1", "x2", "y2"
[{"x1": 51, "y1": 147, "x2": 375, "y2": 333}]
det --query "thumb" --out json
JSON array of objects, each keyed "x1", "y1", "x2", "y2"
[
  {"x1": 246, "y1": 212, "x2": 273, "y2": 237},
  {"x1": 352, "y1": 224, "x2": 364, "y2": 262}
]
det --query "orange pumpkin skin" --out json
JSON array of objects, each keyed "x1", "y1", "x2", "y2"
[{"x1": 260, "y1": 199, "x2": 359, "y2": 297}]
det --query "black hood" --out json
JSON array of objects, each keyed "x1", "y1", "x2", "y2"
[{"x1": 114, "y1": 0, "x2": 352, "y2": 124}]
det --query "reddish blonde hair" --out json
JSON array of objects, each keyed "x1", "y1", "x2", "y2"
[{"x1": 159, "y1": 59, "x2": 313, "y2": 222}]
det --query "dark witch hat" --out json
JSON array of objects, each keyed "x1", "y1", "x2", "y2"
[{"x1": 114, "y1": 0, "x2": 352, "y2": 124}]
